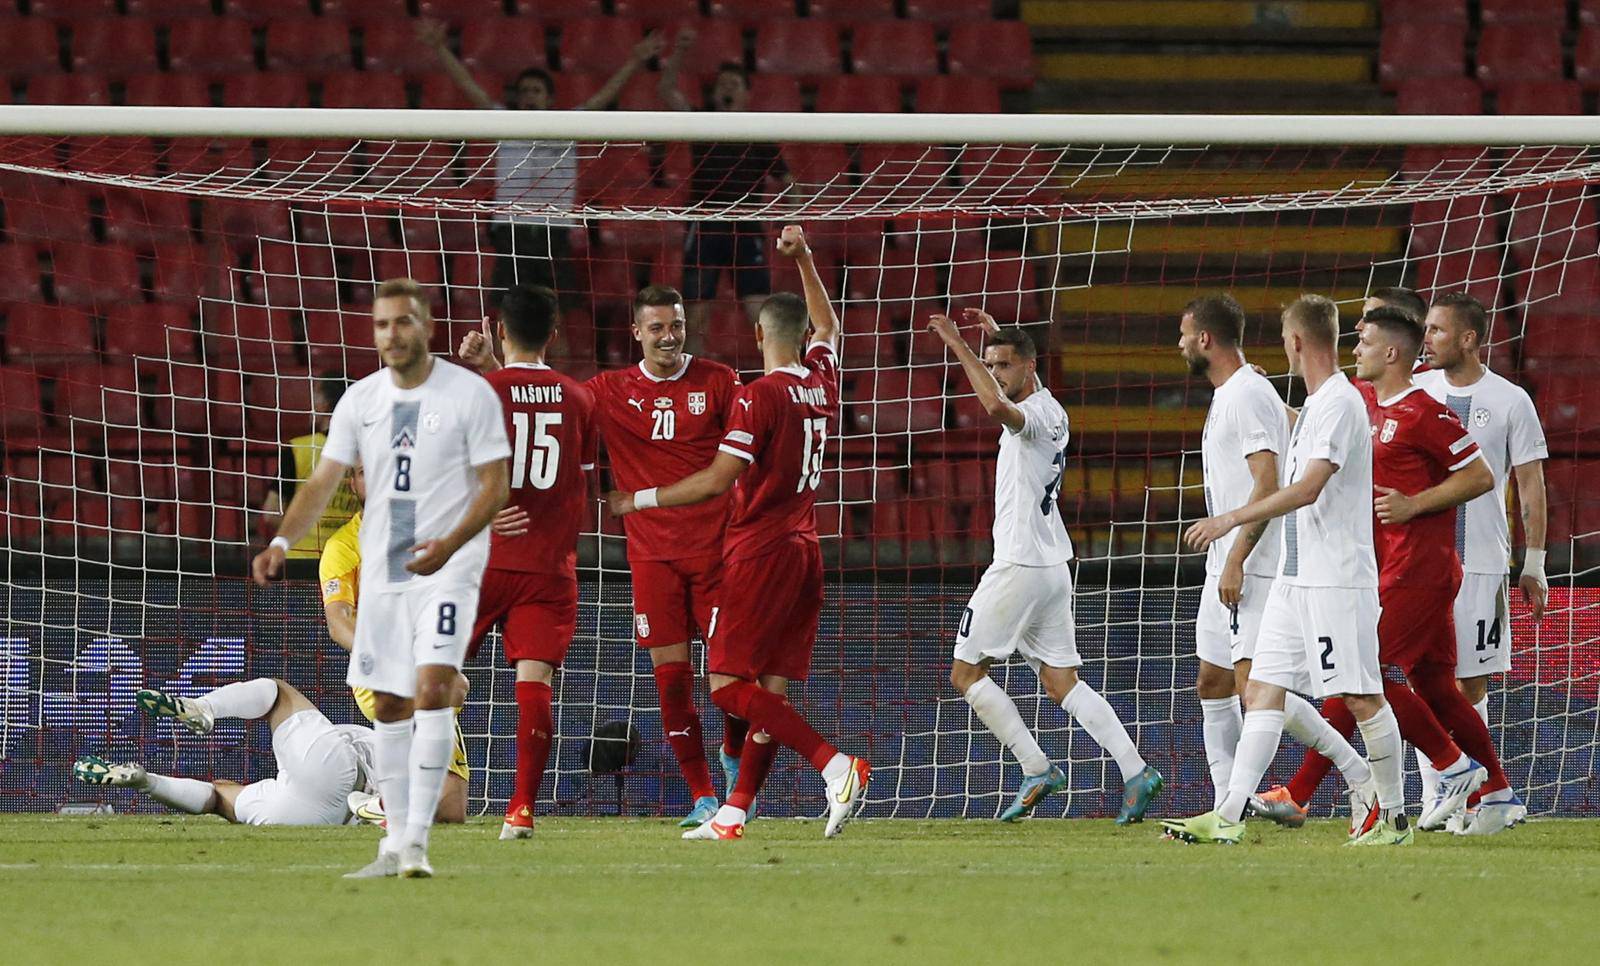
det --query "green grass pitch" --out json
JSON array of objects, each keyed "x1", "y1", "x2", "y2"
[{"x1": 3, "y1": 814, "x2": 1597, "y2": 965}]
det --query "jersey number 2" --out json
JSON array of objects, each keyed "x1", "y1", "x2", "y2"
[
  {"x1": 796, "y1": 417, "x2": 828, "y2": 492},
  {"x1": 511, "y1": 411, "x2": 562, "y2": 490}
]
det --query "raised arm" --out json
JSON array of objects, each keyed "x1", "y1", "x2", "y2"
[
  {"x1": 657, "y1": 27, "x2": 696, "y2": 111},
  {"x1": 415, "y1": 18, "x2": 496, "y2": 110},
  {"x1": 775, "y1": 225, "x2": 838, "y2": 347},
  {"x1": 1375, "y1": 455, "x2": 1493, "y2": 525},
  {"x1": 928, "y1": 312, "x2": 1026, "y2": 433},
  {"x1": 1217, "y1": 449, "x2": 1279, "y2": 606},
  {"x1": 251, "y1": 454, "x2": 349, "y2": 584},
  {"x1": 1185, "y1": 459, "x2": 1336, "y2": 551},
  {"x1": 1514, "y1": 459, "x2": 1549, "y2": 622},
  {"x1": 582, "y1": 31, "x2": 665, "y2": 110},
  {"x1": 607, "y1": 452, "x2": 747, "y2": 517},
  {"x1": 457, "y1": 316, "x2": 503, "y2": 373}
]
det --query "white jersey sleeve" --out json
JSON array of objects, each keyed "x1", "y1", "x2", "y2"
[
  {"x1": 1278, "y1": 373, "x2": 1377, "y2": 589},
  {"x1": 1507, "y1": 384, "x2": 1549, "y2": 468},
  {"x1": 990, "y1": 390, "x2": 1074, "y2": 567},
  {"x1": 321, "y1": 391, "x2": 360, "y2": 466}
]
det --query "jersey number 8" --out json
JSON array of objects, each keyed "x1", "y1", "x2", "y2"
[{"x1": 511, "y1": 411, "x2": 562, "y2": 490}]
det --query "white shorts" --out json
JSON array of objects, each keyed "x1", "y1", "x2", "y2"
[
  {"x1": 233, "y1": 710, "x2": 360, "y2": 826},
  {"x1": 1249, "y1": 583, "x2": 1383, "y2": 699},
  {"x1": 1195, "y1": 572, "x2": 1274, "y2": 667},
  {"x1": 349, "y1": 581, "x2": 479, "y2": 699},
  {"x1": 953, "y1": 561, "x2": 1081, "y2": 671},
  {"x1": 1454, "y1": 572, "x2": 1511, "y2": 676}
]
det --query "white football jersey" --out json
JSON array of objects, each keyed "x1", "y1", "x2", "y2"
[
  {"x1": 991, "y1": 389, "x2": 1074, "y2": 567},
  {"x1": 1415, "y1": 366, "x2": 1548, "y2": 574},
  {"x1": 1278, "y1": 372, "x2": 1377, "y2": 589},
  {"x1": 322, "y1": 358, "x2": 511, "y2": 593},
  {"x1": 1201, "y1": 366, "x2": 1289, "y2": 578}
]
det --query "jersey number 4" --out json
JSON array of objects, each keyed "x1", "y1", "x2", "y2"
[
  {"x1": 796, "y1": 417, "x2": 827, "y2": 492},
  {"x1": 511, "y1": 411, "x2": 562, "y2": 490}
]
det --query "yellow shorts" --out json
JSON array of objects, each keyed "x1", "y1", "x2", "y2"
[{"x1": 351, "y1": 686, "x2": 470, "y2": 783}]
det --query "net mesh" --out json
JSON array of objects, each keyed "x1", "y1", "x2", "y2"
[{"x1": 1, "y1": 132, "x2": 1596, "y2": 818}]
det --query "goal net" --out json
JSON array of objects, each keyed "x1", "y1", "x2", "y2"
[{"x1": 1, "y1": 110, "x2": 1596, "y2": 819}]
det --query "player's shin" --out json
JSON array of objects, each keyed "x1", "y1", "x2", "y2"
[
  {"x1": 1220, "y1": 708, "x2": 1286, "y2": 823},
  {"x1": 727, "y1": 731, "x2": 776, "y2": 812},
  {"x1": 1199, "y1": 696, "x2": 1243, "y2": 809},
  {"x1": 710, "y1": 680, "x2": 838, "y2": 772},
  {"x1": 1061, "y1": 680, "x2": 1146, "y2": 782},
  {"x1": 964, "y1": 677, "x2": 1051, "y2": 778},
  {"x1": 513, "y1": 680, "x2": 554, "y2": 814},
  {"x1": 1283, "y1": 693, "x2": 1371, "y2": 796},
  {"x1": 144, "y1": 773, "x2": 217, "y2": 814},
  {"x1": 372, "y1": 717, "x2": 413, "y2": 853},
  {"x1": 653, "y1": 660, "x2": 717, "y2": 801},
  {"x1": 404, "y1": 707, "x2": 455, "y2": 851},
  {"x1": 1353, "y1": 704, "x2": 1405, "y2": 818},
  {"x1": 1410, "y1": 662, "x2": 1510, "y2": 795}
]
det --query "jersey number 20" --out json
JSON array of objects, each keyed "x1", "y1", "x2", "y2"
[{"x1": 511, "y1": 411, "x2": 562, "y2": 490}]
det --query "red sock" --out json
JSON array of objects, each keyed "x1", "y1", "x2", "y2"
[
  {"x1": 727, "y1": 734, "x2": 777, "y2": 812},
  {"x1": 1408, "y1": 661, "x2": 1509, "y2": 794},
  {"x1": 652, "y1": 661, "x2": 715, "y2": 801},
  {"x1": 711, "y1": 680, "x2": 838, "y2": 772},
  {"x1": 723, "y1": 713, "x2": 750, "y2": 758},
  {"x1": 513, "y1": 680, "x2": 554, "y2": 813},
  {"x1": 1286, "y1": 697, "x2": 1356, "y2": 804},
  {"x1": 1383, "y1": 678, "x2": 1460, "y2": 769}
]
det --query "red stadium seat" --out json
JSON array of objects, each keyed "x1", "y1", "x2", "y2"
[
  {"x1": 4, "y1": 181, "x2": 97, "y2": 243},
  {"x1": 754, "y1": 20, "x2": 842, "y2": 78},
  {"x1": 0, "y1": 367, "x2": 45, "y2": 441},
  {"x1": 1497, "y1": 80, "x2": 1584, "y2": 116},
  {"x1": 124, "y1": 74, "x2": 213, "y2": 108},
  {"x1": 124, "y1": 0, "x2": 214, "y2": 14},
  {"x1": 168, "y1": 19, "x2": 257, "y2": 74},
  {"x1": 747, "y1": 74, "x2": 803, "y2": 112},
  {"x1": 1414, "y1": 250, "x2": 1504, "y2": 309},
  {"x1": 460, "y1": 18, "x2": 548, "y2": 74},
  {"x1": 661, "y1": 18, "x2": 743, "y2": 67},
  {"x1": 69, "y1": 19, "x2": 159, "y2": 75},
  {"x1": 1479, "y1": 0, "x2": 1567, "y2": 26},
  {"x1": 1377, "y1": 23, "x2": 1465, "y2": 91},
  {"x1": 29, "y1": 0, "x2": 120, "y2": 17},
  {"x1": 560, "y1": 18, "x2": 643, "y2": 75},
  {"x1": 418, "y1": 71, "x2": 507, "y2": 109},
  {"x1": 1507, "y1": 187, "x2": 1599, "y2": 264},
  {"x1": 851, "y1": 22, "x2": 938, "y2": 78},
  {"x1": 619, "y1": 70, "x2": 694, "y2": 111},
  {"x1": 864, "y1": 368, "x2": 946, "y2": 434},
  {"x1": 151, "y1": 244, "x2": 227, "y2": 304},
  {"x1": 905, "y1": 0, "x2": 998, "y2": 24},
  {"x1": 323, "y1": 0, "x2": 411, "y2": 17},
  {"x1": 203, "y1": 199, "x2": 295, "y2": 254},
  {"x1": 1380, "y1": 0, "x2": 1466, "y2": 24},
  {"x1": 254, "y1": 242, "x2": 341, "y2": 310},
  {"x1": 613, "y1": 0, "x2": 700, "y2": 23},
  {"x1": 1477, "y1": 26, "x2": 1564, "y2": 90},
  {"x1": 202, "y1": 304, "x2": 296, "y2": 366},
  {"x1": 25, "y1": 74, "x2": 111, "y2": 106},
  {"x1": 915, "y1": 76, "x2": 1002, "y2": 114},
  {"x1": 265, "y1": 19, "x2": 354, "y2": 73},
  {"x1": 5, "y1": 304, "x2": 96, "y2": 367},
  {"x1": 809, "y1": 0, "x2": 895, "y2": 19},
  {"x1": 246, "y1": 373, "x2": 319, "y2": 441},
  {"x1": 0, "y1": 245, "x2": 44, "y2": 303},
  {"x1": 857, "y1": 144, "x2": 957, "y2": 206},
  {"x1": 51, "y1": 243, "x2": 143, "y2": 307},
  {"x1": 946, "y1": 254, "x2": 1042, "y2": 325},
  {"x1": 224, "y1": 0, "x2": 313, "y2": 18},
  {"x1": 361, "y1": 21, "x2": 428, "y2": 74},
  {"x1": 320, "y1": 72, "x2": 409, "y2": 109},
  {"x1": 56, "y1": 363, "x2": 141, "y2": 430},
  {"x1": 1576, "y1": 28, "x2": 1600, "y2": 90},
  {"x1": 814, "y1": 76, "x2": 904, "y2": 113},
  {"x1": 947, "y1": 22, "x2": 1035, "y2": 88},
  {"x1": 104, "y1": 303, "x2": 199, "y2": 361},
  {"x1": 222, "y1": 73, "x2": 310, "y2": 108},
  {"x1": 706, "y1": 0, "x2": 786, "y2": 25},
  {"x1": 1, "y1": 20, "x2": 64, "y2": 80},
  {"x1": 955, "y1": 145, "x2": 1060, "y2": 206},
  {"x1": 1395, "y1": 77, "x2": 1481, "y2": 115},
  {"x1": 1405, "y1": 197, "x2": 1501, "y2": 260},
  {"x1": 510, "y1": 0, "x2": 601, "y2": 16},
  {"x1": 1536, "y1": 373, "x2": 1600, "y2": 443}
]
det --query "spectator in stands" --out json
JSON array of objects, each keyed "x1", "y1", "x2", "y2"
[
  {"x1": 416, "y1": 19, "x2": 666, "y2": 305},
  {"x1": 259, "y1": 373, "x2": 359, "y2": 558},
  {"x1": 658, "y1": 27, "x2": 791, "y2": 330}
]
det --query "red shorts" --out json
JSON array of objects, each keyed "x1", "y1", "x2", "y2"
[
  {"x1": 630, "y1": 553, "x2": 722, "y2": 648},
  {"x1": 709, "y1": 536, "x2": 823, "y2": 682},
  {"x1": 470, "y1": 568, "x2": 578, "y2": 667},
  {"x1": 1379, "y1": 580, "x2": 1460, "y2": 673}
]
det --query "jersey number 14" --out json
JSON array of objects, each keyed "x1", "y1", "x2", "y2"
[{"x1": 511, "y1": 411, "x2": 561, "y2": 490}]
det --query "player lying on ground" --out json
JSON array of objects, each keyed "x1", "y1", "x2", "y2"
[
  {"x1": 928, "y1": 307, "x2": 1162, "y2": 824},
  {"x1": 1178, "y1": 295, "x2": 1377, "y2": 824},
  {"x1": 1413, "y1": 293, "x2": 1546, "y2": 827},
  {"x1": 1162, "y1": 295, "x2": 1408, "y2": 847},
  {"x1": 74, "y1": 678, "x2": 375, "y2": 826},
  {"x1": 253, "y1": 278, "x2": 511, "y2": 879},
  {"x1": 460, "y1": 283, "x2": 749, "y2": 829},
  {"x1": 1264, "y1": 307, "x2": 1516, "y2": 836},
  {"x1": 609, "y1": 225, "x2": 870, "y2": 841},
  {"x1": 320, "y1": 458, "x2": 471, "y2": 825}
]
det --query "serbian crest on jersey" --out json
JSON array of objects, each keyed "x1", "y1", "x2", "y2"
[
  {"x1": 687, "y1": 391, "x2": 707, "y2": 415},
  {"x1": 1380, "y1": 418, "x2": 1398, "y2": 443},
  {"x1": 1473, "y1": 407, "x2": 1491, "y2": 427},
  {"x1": 635, "y1": 613, "x2": 650, "y2": 639}
]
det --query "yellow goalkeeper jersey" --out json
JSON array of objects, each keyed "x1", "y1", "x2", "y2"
[{"x1": 319, "y1": 512, "x2": 470, "y2": 782}]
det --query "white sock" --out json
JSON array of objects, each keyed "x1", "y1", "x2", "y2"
[
  {"x1": 1282, "y1": 692, "x2": 1371, "y2": 790},
  {"x1": 1199, "y1": 696, "x2": 1243, "y2": 810},
  {"x1": 1061, "y1": 680, "x2": 1146, "y2": 783},
  {"x1": 712, "y1": 804, "x2": 747, "y2": 826},
  {"x1": 198, "y1": 677, "x2": 277, "y2": 721},
  {"x1": 1220, "y1": 708, "x2": 1285, "y2": 822},
  {"x1": 1474, "y1": 696, "x2": 1489, "y2": 727},
  {"x1": 143, "y1": 772, "x2": 216, "y2": 814},
  {"x1": 965, "y1": 677, "x2": 1051, "y2": 778},
  {"x1": 403, "y1": 707, "x2": 455, "y2": 851},
  {"x1": 1356, "y1": 705, "x2": 1404, "y2": 813},
  {"x1": 1416, "y1": 747, "x2": 1441, "y2": 807},
  {"x1": 821, "y1": 753, "x2": 850, "y2": 783},
  {"x1": 373, "y1": 717, "x2": 413, "y2": 854}
]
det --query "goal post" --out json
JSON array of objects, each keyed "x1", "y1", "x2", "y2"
[{"x1": 1, "y1": 108, "x2": 1595, "y2": 819}]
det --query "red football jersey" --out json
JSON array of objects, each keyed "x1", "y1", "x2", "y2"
[
  {"x1": 485, "y1": 362, "x2": 597, "y2": 577},
  {"x1": 1359, "y1": 381, "x2": 1482, "y2": 590},
  {"x1": 718, "y1": 341, "x2": 840, "y2": 561},
  {"x1": 588, "y1": 355, "x2": 741, "y2": 561}
]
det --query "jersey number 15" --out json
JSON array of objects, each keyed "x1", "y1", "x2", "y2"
[{"x1": 511, "y1": 411, "x2": 562, "y2": 490}]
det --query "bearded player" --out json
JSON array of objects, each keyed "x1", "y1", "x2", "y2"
[
  {"x1": 461, "y1": 285, "x2": 745, "y2": 829},
  {"x1": 1415, "y1": 292, "x2": 1548, "y2": 830},
  {"x1": 610, "y1": 225, "x2": 870, "y2": 841}
]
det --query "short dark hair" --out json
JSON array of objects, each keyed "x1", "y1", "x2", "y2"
[
  {"x1": 1431, "y1": 291, "x2": 1490, "y2": 346},
  {"x1": 315, "y1": 371, "x2": 346, "y2": 409},
  {"x1": 757, "y1": 291, "x2": 809, "y2": 343},
  {"x1": 1183, "y1": 294, "x2": 1246, "y2": 348},
  {"x1": 1367, "y1": 286, "x2": 1427, "y2": 324},
  {"x1": 500, "y1": 284, "x2": 559, "y2": 350},
  {"x1": 634, "y1": 284, "x2": 685, "y2": 317},
  {"x1": 514, "y1": 67, "x2": 554, "y2": 94},
  {"x1": 986, "y1": 326, "x2": 1037, "y2": 361},
  {"x1": 1362, "y1": 305, "x2": 1424, "y2": 357},
  {"x1": 1282, "y1": 294, "x2": 1339, "y2": 347}
]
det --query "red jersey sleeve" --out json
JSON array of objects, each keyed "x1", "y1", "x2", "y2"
[
  {"x1": 720, "y1": 383, "x2": 775, "y2": 464},
  {"x1": 578, "y1": 383, "x2": 598, "y2": 471},
  {"x1": 1417, "y1": 400, "x2": 1482, "y2": 473}
]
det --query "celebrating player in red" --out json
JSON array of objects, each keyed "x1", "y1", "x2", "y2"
[
  {"x1": 1268, "y1": 307, "x2": 1514, "y2": 833},
  {"x1": 460, "y1": 285, "x2": 597, "y2": 840},
  {"x1": 609, "y1": 225, "x2": 870, "y2": 842}
]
